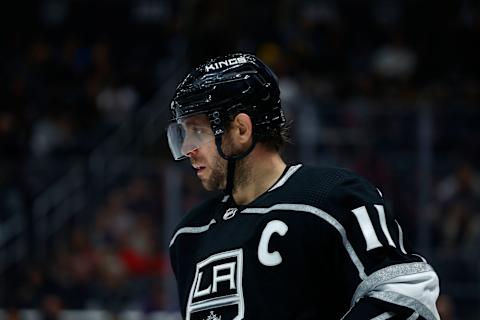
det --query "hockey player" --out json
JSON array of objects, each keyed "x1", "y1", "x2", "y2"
[{"x1": 167, "y1": 53, "x2": 440, "y2": 320}]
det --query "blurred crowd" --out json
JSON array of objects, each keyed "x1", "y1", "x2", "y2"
[
  {"x1": 1, "y1": 0, "x2": 480, "y2": 319},
  {"x1": 3, "y1": 173, "x2": 174, "y2": 314}
]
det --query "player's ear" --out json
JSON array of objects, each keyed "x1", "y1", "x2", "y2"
[{"x1": 232, "y1": 113, "x2": 253, "y2": 144}]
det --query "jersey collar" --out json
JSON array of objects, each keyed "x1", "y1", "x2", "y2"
[{"x1": 267, "y1": 164, "x2": 303, "y2": 192}]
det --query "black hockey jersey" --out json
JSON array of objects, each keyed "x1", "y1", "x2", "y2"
[{"x1": 169, "y1": 164, "x2": 440, "y2": 320}]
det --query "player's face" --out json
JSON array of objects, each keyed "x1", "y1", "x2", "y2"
[{"x1": 182, "y1": 115, "x2": 228, "y2": 191}]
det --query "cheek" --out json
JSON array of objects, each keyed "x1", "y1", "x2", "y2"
[
  {"x1": 220, "y1": 134, "x2": 237, "y2": 154},
  {"x1": 202, "y1": 141, "x2": 220, "y2": 163},
  {"x1": 207, "y1": 147, "x2": 226, "y2": 171}
]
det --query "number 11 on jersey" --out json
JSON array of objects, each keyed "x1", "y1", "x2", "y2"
[{"x1": 352, "y1": 205, "x2": 407, "y2": 253}]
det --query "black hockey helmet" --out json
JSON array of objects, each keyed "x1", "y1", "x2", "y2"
[{"x1": 167, "y1": 53, "x2": 286, "y2": 160}]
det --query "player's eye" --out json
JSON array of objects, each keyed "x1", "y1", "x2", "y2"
[
  {"x1": 188, "y1": 126, "x2": 211, "y2": 139},
  {"x1": 191, "y1": 127, "x2": 203, "y2": 136}
]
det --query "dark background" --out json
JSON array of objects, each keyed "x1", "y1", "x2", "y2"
[{"x1": 1, "y1": 0, "x2": 479, "y2": 319}]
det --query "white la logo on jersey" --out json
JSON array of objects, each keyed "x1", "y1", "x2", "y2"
[
  {"x1": 187, "y1": 249, "x2": 245, "y2": 320},
  {"x1": 205, "y1": 57, "x2": 247, "y2": 72}
]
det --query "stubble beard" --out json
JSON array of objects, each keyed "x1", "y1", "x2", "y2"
[
  {"x1": 207, "y1": 160, "x2": 252, "y2": 196},
  {"x1": 202, "y1": 153, "x2": 227, "y2": 191},
  {"x1": 199, "y1": 132, "x2": 253, "y2": 192},
  {"x1": 201, "y1": 152, "x2": 252, "y2": 193}
]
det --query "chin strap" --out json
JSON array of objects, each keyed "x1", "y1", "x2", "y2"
[{"x1": 215, "y1": 135, "x2": 256, "y2": 196}]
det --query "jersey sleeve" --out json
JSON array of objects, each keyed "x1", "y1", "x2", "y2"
[{"x1": 322, "y1": 174, "x2": 440, "y2": 320}]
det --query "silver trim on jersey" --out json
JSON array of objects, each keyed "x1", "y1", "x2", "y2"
[
  {"x1": 370, "y1": 312, "x2": 395, "y2": 320},
  {"x1": 352, "y1": 262, "x2": 439, "y2": 320},
  {"x1": 169, "y1": 219, "x2": 216, "y2": 247},
  {"x1": 189, "y1": 294, "x2": 240, "y2": 313},
  {"x1": 351, "y1": 262, "x2": 434, "y2": 305},
  {"x1": 339, "y1": 306, "x2": 354, "y2": 320},
  {"x1": 368, "y1": 291, "x2": 437, "y2": 320},
  {"x1": 268, "y1": 164, "x2": 303, "y2": 192},
  {"x1": 412, "y1": 253, "x2": 427, "y2": 263},
  {"x1": 396, "y1": 220, "x2": 408, "y2": 254},
  {"x1": 407, "y1": 312, "x2": 420, "y2": 320},
  {"x1": 241, "y1": 203, "x2": 368, "y2": 279}
]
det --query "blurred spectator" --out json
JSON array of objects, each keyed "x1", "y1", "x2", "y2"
[
  {"x1": 30, "y1": 110, "x2": 76, "y2": 158},
  {"x1": 41, "y1": 294, "x2": 63, "y2": 320},
  {"x1": 371, "y1": 32, "x2": 417, "y2": 81},
  {"x1": 13, "y1": 264, "x2": 54, "y2": 309},
  {"x1": 93, "y1": 190, "x2": 136, "y2": 248},
  {"x1": 434, "y1": 163, "x2": 480, "y2": 253},
  {"x1": 119, "y1": 213, "x2": 167, "y2": 277},
  {"x1": 352, "y1": 147, "x2": 392, "y2": 193},
  {"x1": 69, "y1": 228, "x2": 97, "y2": 282},
  {"x1": 96, "y1": 79, "x2": 139, "y2": 125},
  {"x1": 64, "y1": 228, "x2": 98, "y2": 308},
  {"x1": 5, "y1": 308, "x2": 20, "y2": 320},
  {"x1": 94, "y1": 248, "x2": 131, "y2": 311},
  {"x1": 144, "y1": 280, "x2": 169, "y2": 312},
  {"x1": 437, "y1": 163, "x2": 480, "y2": 204},
  {"x1": 125, "y1": 176, "x2": 162, "y2": 215}
]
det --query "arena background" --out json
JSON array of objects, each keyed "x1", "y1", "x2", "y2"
[{"x1": 1, "y1": 1, "x2": 479, "y2": 319}]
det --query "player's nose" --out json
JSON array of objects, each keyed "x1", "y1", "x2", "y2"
[
  {"x1": 181, "y1": 135, "x2": 197, "y2": 158},
  {"x1": 184, "y1": 146, "x2": 199, "y2": 158}
]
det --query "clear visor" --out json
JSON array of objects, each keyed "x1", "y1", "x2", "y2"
[{"x1": 167, "y1": 117, "x2": 215, "y2": 160}]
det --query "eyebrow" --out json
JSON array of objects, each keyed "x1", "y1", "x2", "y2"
[{"x1": 183, "y1": 117, "x2": 209, "y2": 126}]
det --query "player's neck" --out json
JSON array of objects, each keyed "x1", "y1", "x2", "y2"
[{"x1": 232, "y1": 149, "x2": 286, "y2": 205}]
